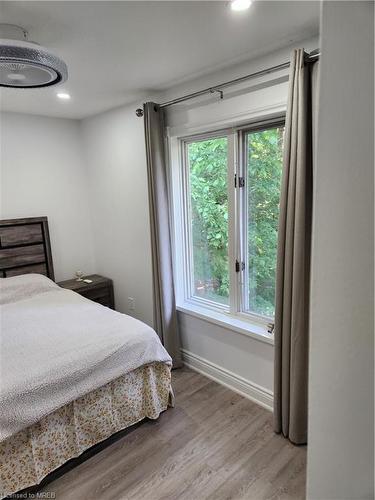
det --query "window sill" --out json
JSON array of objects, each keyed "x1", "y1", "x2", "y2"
[{"x1": 176, "y1": 303, "x2": 274, "y2": 346}]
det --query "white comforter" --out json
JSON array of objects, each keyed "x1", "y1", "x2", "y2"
[{"x1": 0, "y1": 274, "x2": 172, "y2": 441}]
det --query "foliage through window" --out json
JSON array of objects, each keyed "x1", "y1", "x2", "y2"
[
  {"x1": 180, "y1": 119, "x2": 284, "y2": 325},
  {"x1": 246, "y1": 126, "x2": 284, "y2": 317},
  {"x1": 188, "y1": 137, "x2": 229, "y2": 305}
]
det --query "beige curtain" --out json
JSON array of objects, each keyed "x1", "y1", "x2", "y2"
[
  {"x1": 274, "y1": 49, "x2": 317, "y2": 444},
  {"x1": 143, "y1": 102, "x2": 182, "y2": 368}
]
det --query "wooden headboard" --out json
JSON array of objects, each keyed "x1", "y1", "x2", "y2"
[{"x1": 0, "y1": 217, "x2": 55, "y2": 280}]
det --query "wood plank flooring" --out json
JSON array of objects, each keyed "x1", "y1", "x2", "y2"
[{"x1": 40, "y1": 367, "x2": 306, "y2": 500}]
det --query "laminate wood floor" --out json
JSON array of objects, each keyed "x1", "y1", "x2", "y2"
[{"x1": 41, "y1": 367, "x2": 306, "y2": 500}]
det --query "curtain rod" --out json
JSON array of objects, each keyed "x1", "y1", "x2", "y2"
[{"x1": 135, "y1": 50, "x2": 319, "y2": 117}]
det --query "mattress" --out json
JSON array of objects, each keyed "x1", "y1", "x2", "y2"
[
  {"x1": 0, "y1": 273, "x2": 172, "y2": 440},
  {"x1": 0, "y1": 362, "x2": 173, "y2": 497}
]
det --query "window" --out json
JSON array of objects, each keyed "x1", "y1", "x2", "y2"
[{"x1": 176, "y1": 118, "x2": 285, "y2": 329}]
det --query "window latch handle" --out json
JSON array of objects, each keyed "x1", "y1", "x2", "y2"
[
  {"x1": 235, "y1": 260, "x2": 245, "y2": 273},
  {"x1": 267, "y1": 323, "x2": 275, "y2": 334},
  {"x1": 234, "y1": 174, "x2": 245, "y2": 188}
]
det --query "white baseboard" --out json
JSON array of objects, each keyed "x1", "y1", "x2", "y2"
[{"x1": 181, "y1": 348, "x2": 273, "y2": 412}]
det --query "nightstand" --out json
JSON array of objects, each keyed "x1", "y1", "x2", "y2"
[{"x1": 57, "y1": 274, "x2": 115, "y2": 309}]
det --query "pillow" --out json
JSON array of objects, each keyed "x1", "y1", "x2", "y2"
[{"x1": 0, "y1": 273, "x2": 59, "y2": 305}]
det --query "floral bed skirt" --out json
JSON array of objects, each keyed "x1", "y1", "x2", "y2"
[{"x1": 0, "y1": 362, "x2": 173, "y2": 498}]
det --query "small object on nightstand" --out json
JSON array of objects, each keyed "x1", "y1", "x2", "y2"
[
  {"x1": 57, "y1": 274, "x2": 115, "y2": 309},
  {"x1": 75, "y1": 270, "x2": 84, "y2": 281}
]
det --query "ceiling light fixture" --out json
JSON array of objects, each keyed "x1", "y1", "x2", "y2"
[
  {"x1": 231, "y1": 0, "x2": 252, "y2": 11},
  {"x1": 57, "y1": 92, "x2": 70, "y2": 100},
  {"x1": 0, "y1": 23, "x2": 68, "y2": 88}
]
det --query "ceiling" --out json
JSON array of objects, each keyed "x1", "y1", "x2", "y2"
[{"x1": 0, "y1": 1, "x2": 320, "y2": 119}]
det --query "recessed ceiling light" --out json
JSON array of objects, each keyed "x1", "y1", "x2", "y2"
[
  {"x1": 231, "y1": 0, "x2": 252, "y2": 11},
  {"x1": 57, "y1": 92, "x2": 70, "y2": 100}
]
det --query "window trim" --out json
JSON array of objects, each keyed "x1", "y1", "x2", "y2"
[
  {"x1": 169, "y1": 113, "x2": 285, "y2": 342},
  {"x1": 177, "y1": 302, "x2": 274, "y2": 345}
]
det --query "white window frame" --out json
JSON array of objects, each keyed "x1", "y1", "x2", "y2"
[{"x1": 168, "y1": 113, "x2": 285, "y2": 343}]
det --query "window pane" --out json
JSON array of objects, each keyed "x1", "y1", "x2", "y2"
[
  {"x1": 246, "y1": 126, "x2": 284, "y2": 317},
  {"x1": 187, "y1": 137, "x2": 229, "y2": 305}
]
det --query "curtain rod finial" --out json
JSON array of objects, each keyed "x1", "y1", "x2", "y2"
[{"x1": 136, "y1": 108, "x2": 144, "y2": 117}]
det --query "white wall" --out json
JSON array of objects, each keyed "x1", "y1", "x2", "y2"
[
  {"x1": 80, "y1": 105, "x2": 154, "y2": 326},
  {"x1": 307, "y1": 2, "x2": 374, "y2": 499},
  {"x1": 179, "y1": 313, "x2": 274, "y2": 392},
  {"x1": 0, "y1": 112, "x2": 95, "y2": 281}
]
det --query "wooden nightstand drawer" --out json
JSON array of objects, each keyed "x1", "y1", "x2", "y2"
[
  {"x1": 93, "y1": 294, "x2": 113, "y2": 308},
  {"x1": 82, "y1": 285, "x2": 109, "y2": 301},
  {"x1": 81, "y1": 286, "x2": 112, "y2": 308},
  {"x1": 57, "y1": 274, "x2": 115, "y2": 310}
]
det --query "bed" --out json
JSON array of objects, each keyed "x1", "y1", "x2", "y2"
[{"x1": 0, "y1": 217, "x2": 173, "y2": 498}]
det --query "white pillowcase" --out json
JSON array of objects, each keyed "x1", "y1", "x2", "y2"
[{"x1": 0, "y1": 273, "x2": 59, "y2": 305}]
